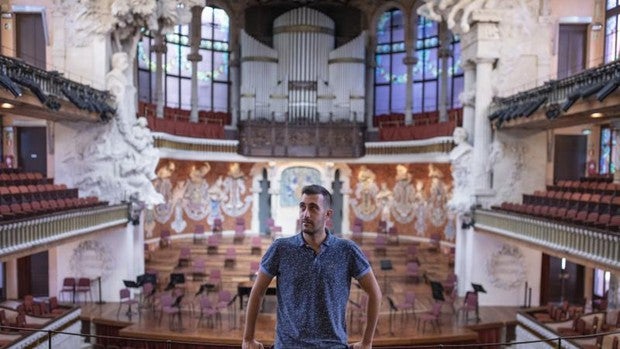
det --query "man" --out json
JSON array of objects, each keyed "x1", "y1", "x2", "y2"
[{"x1": 243, "y1": 184, "x2": 382, "y2": 349}]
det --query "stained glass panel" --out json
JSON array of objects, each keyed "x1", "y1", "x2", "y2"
[
  {"x1": 376, "y1": 11, "x2": 392, "y2": 44},
  {"x1": 600, "y1": 128, "x2": 611, "y2": 174},
  {"x1": 374, "y1": 85, "x2": 390, "y2": 115}
]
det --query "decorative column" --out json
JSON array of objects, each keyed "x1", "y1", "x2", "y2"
[
  {"x1": 152, "y1": 33, "x2": 167, "y2": 118},
  {"x1": 188, "y1": 5, "x2": 202, "y2": 123},
  {"x1": 469, "y1": 12, "x2": 500, "y2": 195},
  {"x1": 229, "y1": 34, "x2": 241, "y2": 129},
  {"x1": 437, "y1": 21, "x2": 451, "y2": 122},
  {"x1": 365, "y1": 35, "x2": 377, "y2": 131},
  {"x1": 472, "y1": 56, "x2": 495, "y2": 193},
  {"x1": 460, "y1": 60, "x2": 476, "y2": 139},
  {"x1": 404, "y1": 10, "x2": 416, "y2": 126}
]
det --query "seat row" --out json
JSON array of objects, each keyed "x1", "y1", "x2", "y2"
[
  {"x1": 0, "y1": 196, "x2": 104, "y2": 221},
  {"x1": 0, "y1": 184, "x2": 77, "y2": 205},
  {"x1": 522, "y1": 191, "x2": 620, "y2": 215},
  {"x1": 547, "y1": 180, "x2": 620, "y2": 195},
  {"x1": 495, "y1": 202, "x2": 620, "y2": 232}
]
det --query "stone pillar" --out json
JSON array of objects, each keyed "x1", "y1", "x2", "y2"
[
  {"x1": 609, "y1": 272, "x2": 619, "y2": 309},
  {"x1": 437, "y1": 22, "x2": 451, "y2": 122},
  {"x1": 229, "y1": 41, "x2": 240, "y2": 129},
  {"x1": 460, "y1": 60, "x2": 476, "y2": 139},
  {"x1": 152, "y1": 34, "x2": 167, "y2": 119},
  {"x1": 403, "y1": 56, "x2": 417, "y2": 125},
  {"x1": 472, "y1": 57, "x2": 495, "y2": 193},
  {"x1": 366, "y1": 36, "x2": 377, "y2": 131},
  {"x1": 188, "y1": 6, "x2": 203, "y2": 123},
  {"x1": 5, "y1": 259, "x2": 17, "y2": 299},
  {"x1": 403, "y1": 12, "x2": 415, "y2": 126}
]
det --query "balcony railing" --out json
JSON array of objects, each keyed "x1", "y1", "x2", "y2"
[
  {"x1": 474, "y1": 209, "x2": 620, "y2": 270},
  {"x1": 0, "y1": 204, "x2": 129, "y2": 257},
  {"x1": 488, "y1": 60, "x2": 620, "y2": 128}
]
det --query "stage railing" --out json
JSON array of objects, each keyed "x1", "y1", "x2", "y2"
[{"x1": 3, "y1": 322, "x2": 619, "y2": 349}]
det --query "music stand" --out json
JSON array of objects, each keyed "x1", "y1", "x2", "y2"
[
  {"x1": 165, "y1": 273, "x2": 186, "y2": 291},
  {"x1": 471, "y1": 283, "x2": 486, "y2": 322},
  {"x1": 380, "y1": 260, "x2": 393, "y2": 295},
  {"x1": 430, "y1": 281, "x2": 445, "y2": 301},
  {"x1": 386, "y1": 296, "x2": 398, "y2": 335},
  {"x1": 123, "y1": 280, "x2": 139, "y2": 288}
]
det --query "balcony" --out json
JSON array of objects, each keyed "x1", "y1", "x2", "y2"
[
  {"x1": 474, "y1": 209, "x2": 620, "y2": 270},
  {"x1": 0, "y1": 204, "x2": 129, "y2": 259}
]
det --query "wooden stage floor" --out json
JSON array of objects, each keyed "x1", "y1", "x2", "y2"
[{"x1": 80, "y1": 234, "x2": 520, "y2": 347}]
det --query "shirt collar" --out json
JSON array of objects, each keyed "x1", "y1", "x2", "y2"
[{"x1": 296, "y1": 228, "x2": 333, "y2": 247}]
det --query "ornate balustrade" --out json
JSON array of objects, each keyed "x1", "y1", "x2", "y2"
[
  {"x1": 0, "y1": 204, "x2": 129, "y2": 257},
  {"x1": 238, "y1": 119, "x2": 365, "y2": 158},
  {"x1": 474, "y1": 209, "x2": 620, "y2": 270}
]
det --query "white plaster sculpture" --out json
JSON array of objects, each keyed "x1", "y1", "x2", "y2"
[
  {"x1": 448, "y1": 127, "x2": 474, "y2": 214},
  {"x1": 418, "y1": 0, "x2": 494, "y2": 33}
]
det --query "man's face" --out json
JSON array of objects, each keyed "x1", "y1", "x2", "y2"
[{"x1": 299, "y1": 193, "x2": 332, "y2": 235}]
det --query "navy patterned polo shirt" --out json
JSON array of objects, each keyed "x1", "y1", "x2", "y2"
[{"x1": 260, "y1": 231, "x2": 371, "y2": 348}]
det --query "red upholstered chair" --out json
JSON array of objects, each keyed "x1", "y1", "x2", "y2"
[
  {"x1": 158, "y1": 293, "x2": 181, "y2": 330},
  {"x1": 406, "y1": 262, "x2": 420, "y2": 283},
  {"x1": 395, "y1": 292, "x2": 416, "y2": 321},
  {"x1": 59, "y1": 277, "x2": 76, "y2": 302},
  {"x1": 207, "y1": 234, "x2": 220, "y2": 254},
  {"x1": 224, "y1": 247, "x2": 237, "y2": 267},
  {"x1": 193, "y1": 225, "x2": 206, "y2": 244},
  {"x1": 457, "y1": 291, "x2": 478, "y2": 322},
  {"x1": 417, "y1": 301, "x2": 443, "y2": 333},
  {"x1": 251, "y1": 236, "x2": 262, "y2": 255},
  {"x1": 197, "y1": 294, "x2": 219, "y2": 328},
  {"x1": 160, "y1": 230, "x2": 172, "y2": 248},
  {"x1": 74, "y1": 277, "x2": 92, "y2": 303},
  {"x1": 117, "y1": 288, "x2": 139, "y2": 317}
]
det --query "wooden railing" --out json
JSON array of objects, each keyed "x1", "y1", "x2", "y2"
[
  {"x1": 0, "y1": 204, "x2": 129, "y2": 257},
  {"x1": 474, "y1": 209, "x2": 620, "y2": 270}
]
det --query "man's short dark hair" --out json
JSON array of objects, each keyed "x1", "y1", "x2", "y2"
[{"x1": 301, "y1": 184, "x2": 333, "y2": 208}]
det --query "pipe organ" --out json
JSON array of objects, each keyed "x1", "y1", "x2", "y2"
[{"x1": 240, "y1": 7, "x2": 366, "y2": 122}]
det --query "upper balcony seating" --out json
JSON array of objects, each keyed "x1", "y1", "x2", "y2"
[
  {"x1": 138, "y1": 101, "x2": 226, "y2": 139},
  {"x1": 0, "y1": 169, "x2": 106, "y2": 222},
  {"x1": 492, "y1": 177, "x2": 620, "y2": 232}
]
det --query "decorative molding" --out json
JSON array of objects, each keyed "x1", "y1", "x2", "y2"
[{"x1": 486, "y1": 244, "x2": 527, "y2": 290}]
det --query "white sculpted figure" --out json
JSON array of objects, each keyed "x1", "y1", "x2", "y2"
[{"x1": 448, "y1": 127, "x2": 474, "y2": 213}]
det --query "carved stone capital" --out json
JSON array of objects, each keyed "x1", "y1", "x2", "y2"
[
  {"x1": 187, "y1": 53, "x2": 202, "y2": 62},
  {"x1": 151, "y1": 43, "x2": 167, "y2": 54},
  {"x1": 402, "y1": 56, "x2": 418, "y2": 66}
]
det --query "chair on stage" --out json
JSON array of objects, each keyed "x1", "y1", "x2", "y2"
[
  {"x1": 74, "y1": 277, "x2": 92, "y2": 303},
  {"x1": 140, "y1": 282, "x2": 156, "y2": 311},
  {"x1": 59, "y1": 277, "x2": 76, "y2": 302},
  {"x1": 193, "y1": 225, "x2": 206, "y2": 244},
  {"x1": 406, "y1": 245, "x2": 418, "y2": 262},
  {"x1": 348, "y1": 294, "x2": 367, "y2": 334},
  {"x1": 224, "y1": 247, "x2": 237, "y2": 268},
  {"x1": 177, "y1": 247, "x2": 192, "y2": 267},
  {"x1": 406, "y1": 262, "x2": 420, "y2": 283},
  {"x1": 251, "y1": 236, "x2": 262, "y2": 255},
  {"x1": 160, "y1": 230, "x2": 172, "y2": 248},
  {"x1": 417, "y1": 301, "x2": 443, "y2": 333},
  {"x1": 351, "y1": 224, "x2": 363, "y2": 242},
  {"x1": 207, "y1": 234, "x2": 220, "y2": 254},
  {"x1": 234, "y1": 218, "x2": 246, "y2": 243},
  {"x1": 158, "y1": 293, "x2": 181, "y2": 330},
  {"x1": 457, "y1": 291, "x2": 478, "y2": 322},
  {"x1": 374, "y1": 234, "x2": 387, "y2": 256},
  {"x1": 196, "y1": 294, "x2": 220, "y2": 329},
  {"x1": 444, "y1": 287, "x2": 458, "y2": 313},
  {"x1": 212, "y1": 218, "x2": 223, "y2": 234},
  {"x1": 192, "y1": 258, "x2": 207, "y2": 281},
  {"x1": 395, "y1": 291, "x2": 416, "y2": 321},
  {"x1": 207, "y1": 269, "x2": 222, "y2": 291},
  {"x1": 442, "y1": 273, "x2": 458, "y2": 293},
  {"x1": 117, "y1": 288, "x2": 139, "y2": 317},
  {"x1": 249, "y1": 261, "x2": 260, "y2": 279}
]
